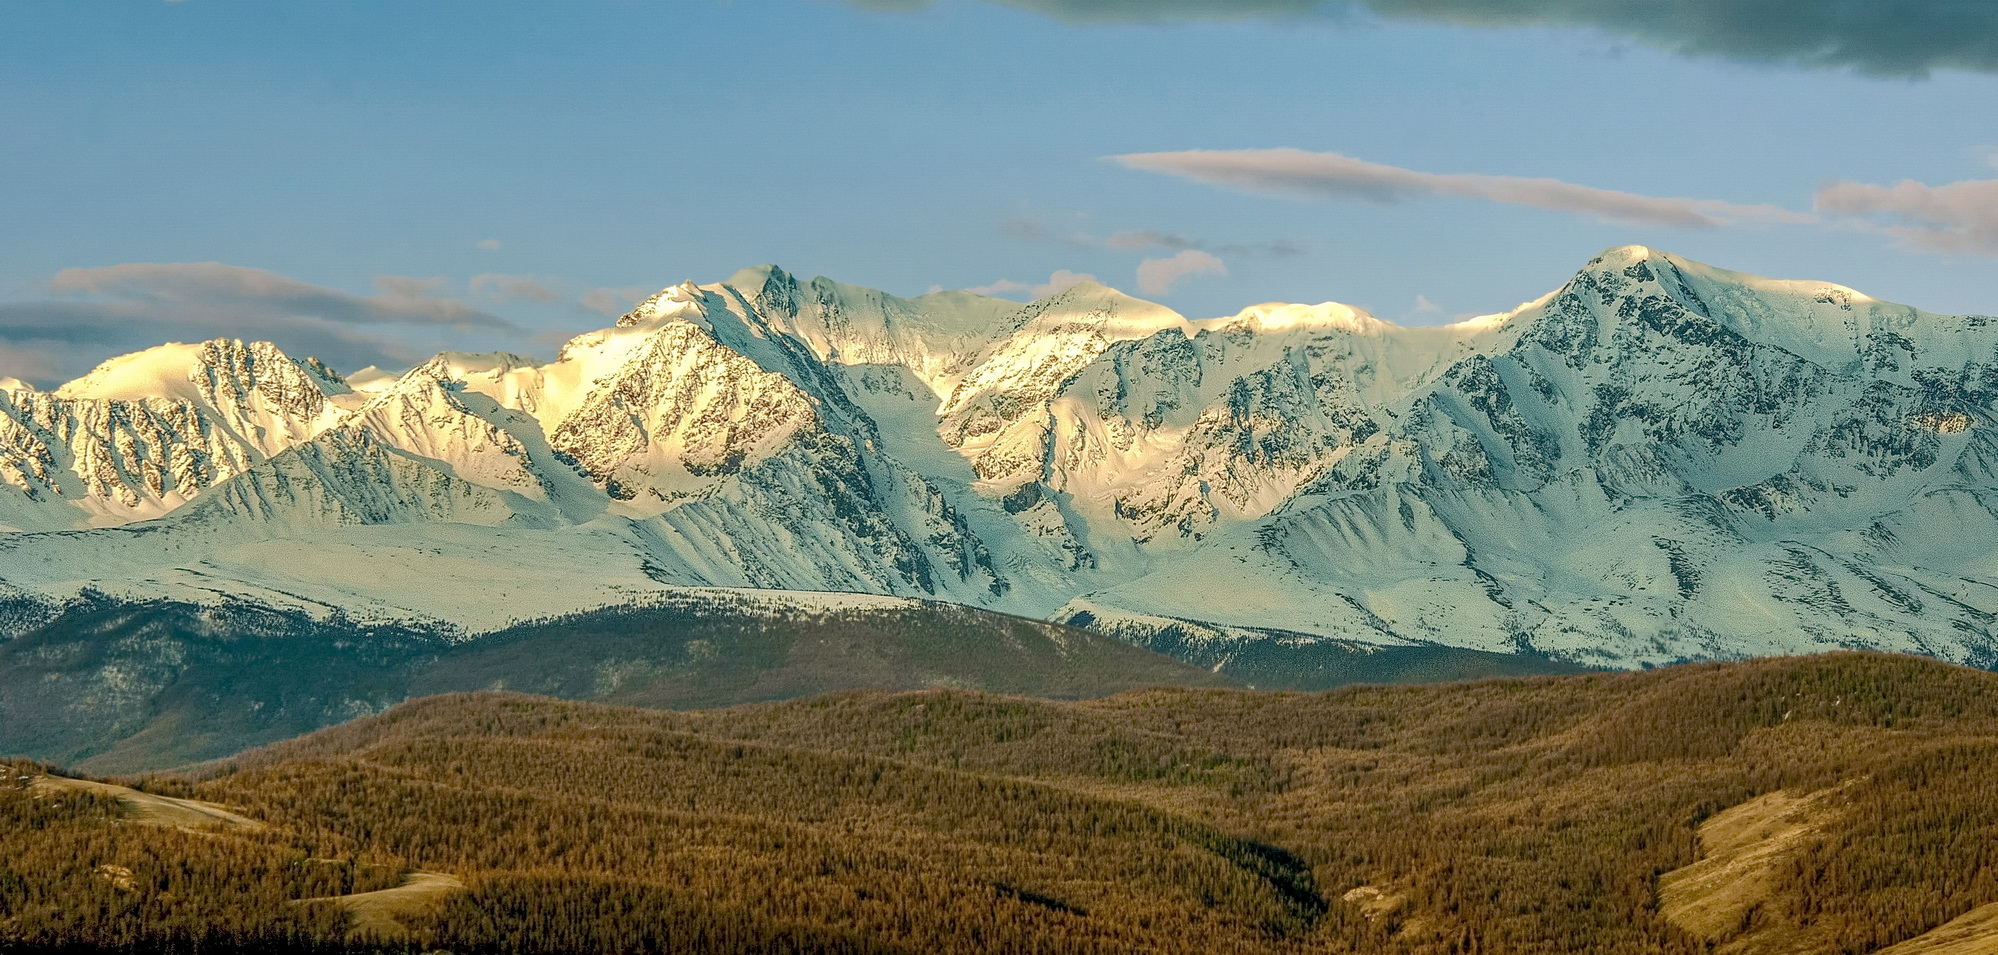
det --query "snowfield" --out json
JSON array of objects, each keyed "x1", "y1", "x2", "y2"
[{"x1": 3, "y1": 245, "x2": 1997, "y2": 669}]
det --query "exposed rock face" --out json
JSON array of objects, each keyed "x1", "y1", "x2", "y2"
[
  {"x1": 180, "y1": 427, "x2": 514, "y2": 529},
  {"x1": 4, "y1": 245, "x2": 1998, "y2": 668},
  {"x1": 548, "y1": 321, "x2": 817, "y2": 503},
  {"x1": 1075, "y1": 248, "x2": 1998, "y2": 666},
  {"x1": 0, "y1": 340, "x2": 348, "y2": 529}
]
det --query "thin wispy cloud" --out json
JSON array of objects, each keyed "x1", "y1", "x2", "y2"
[
  {"x1": 1815, "y1": 177, "x2": 1998, "y2": 258},
  {"x1": 1136, "y1": 249, "x2": 1228, "y2": 297},
  {"x1": 1008, "y1": 218, "x2": 1300, "y2": 258},
  {"x1": 1112, "y1": 148, "x2": 1813, "y2": 228},
  {"x1": 953, "y1": 270, "x2": 1099, "y2": 301},
  {"x1": 843, "y1": 0, "x2": 1998, "y2": 77},
  {"x1": 0, "y1": 299, "x2": 431, "y2": 387},
  {"x1": 50, "y1": 263, "x2": 511, "y2": 329},
  {"x1": 1033, "y1": 270, "x2": 1098, "y2": 298},
  {"x1": 1106, "y1": 230, "x2": 1198, "y2": 252},
  {"x1": 965, "y1": 279, "x2": 1031, "y2": 296},
  {"x1": 1115, "y1": 147, "x2": 1998, "y2": 263},
  {"x1": 1106, "y1": 229, "x2": 1302, "y2": 258},
  {"x1": 994, "y1": 218, "x2": 1287, "y2": 301},
  {"x1": 373, "y1": 274, "x2": 453, "y2": 300},
  {"x1": 1002, "y1": 217, "x2": 1098, "y2": 249},
  {"x1": 471, "y1": 273, "x2": 562, "y2": 304},
  {"x1": 0, "y1": 263, "x2": 519, "y2": 385}
]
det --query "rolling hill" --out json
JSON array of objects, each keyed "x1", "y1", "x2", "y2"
[{"x1": 9, "y1": 654, "x2": 1998, "y2": 953}]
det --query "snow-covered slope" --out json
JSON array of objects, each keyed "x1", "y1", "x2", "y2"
[
  {"x1": 1071, "y1": 247, "x2": 1998, "y2": 666},
  {"x1": 0, "y1": 341, "x2": 348, "y2": 530},
  {"x1": 3, "y1": 246, "x2": 1997, "y2": 668}
]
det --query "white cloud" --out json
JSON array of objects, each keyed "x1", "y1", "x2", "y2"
[
  {"x1": 1032, "y1": 270, "x2": 1098, "y2": 299},
  {"x1": 965, "y1": 279, "x2": 1031, "y2": 296},
  {"x1": 1136, "y1": 251, "x2": 1227, "y2": 297},
  {"x1": 475, "y1": 239, "x2": 504, "y2": 251},
  {"x1": 954, "y1": 271, "x2": 1099, "y2": 300},
  {"x1": 1815, "y1": 177, "x2": 1998, "y2": 257},
  {"x1": 1396, "y1": 294, "x2": 1456, "y2": 325},
  {"x1": 1112, "y1": 148, "x2": 1813, "y2": 228}
]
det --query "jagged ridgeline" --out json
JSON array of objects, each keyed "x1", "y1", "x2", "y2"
[
  {"x1": 12, "y1": 654, "x2": 1998, "y2": 954},
  {"x1": 2, "y1": 245, "x2": 1998, "y2": 671}
]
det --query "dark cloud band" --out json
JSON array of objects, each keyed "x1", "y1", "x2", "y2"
[
  {"x1": 0, "y1": 300, "x2": 428, "y2": 387},
  {"x1": 845, "y1": 0, "x2": 1998, "y2": 76}
]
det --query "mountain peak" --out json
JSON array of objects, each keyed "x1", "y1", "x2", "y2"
[
  {"x1": 417, "y1": 351, "x2": 544, "y2": 379},
  {"x1": 1590, "y1": 243, "x2": 1665, "y2": 265},
  {"x1": 725, "y1": 264, "x2": 796, "y2": 292},
  {"x1": 343, "y1": 365, "x2": 401, "y2": 396},
  {"x1": 1019, "y1": 278, "x2": 1181, "y2": 320},
  {"x1": 54, "y1": 339, "x2": 303, "y2": 403},
  {"x1": 301, "y1": 356, "x2": 350, "y2": 395},
  {"x1": 617, "y1": 281, "x2": 716, "y2": 327},
  {"x1": 1209, "y1": 301, "x2": 1385, "y2": 335},
  {"x1": 981, "y1": 282, "x2": 1193, "y2": 357},
  {"x1": 1034, "y1": 278, "x2": 1122, "y2": 303}
]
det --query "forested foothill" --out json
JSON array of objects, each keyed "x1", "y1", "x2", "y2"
[{"x1": 8, "y1": 652, "x2": 1998, "y2": 953}]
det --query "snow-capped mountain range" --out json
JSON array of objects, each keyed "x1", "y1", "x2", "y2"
[{"x1": 3, "y1": 245, "x2": 1997, "y2": 668}]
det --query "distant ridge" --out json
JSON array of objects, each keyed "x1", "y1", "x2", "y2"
[{"x1": 0, "y1": 593, "x2": 1239, "y2": 773}]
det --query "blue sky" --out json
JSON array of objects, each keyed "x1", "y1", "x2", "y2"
[{"x1": 4, "y1": 0, "x2": 1997, "y2": 382}]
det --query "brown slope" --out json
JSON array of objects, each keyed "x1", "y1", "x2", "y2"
[{"x1": 13, "y1": 652, "x2": 1998, "y2": 953}]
